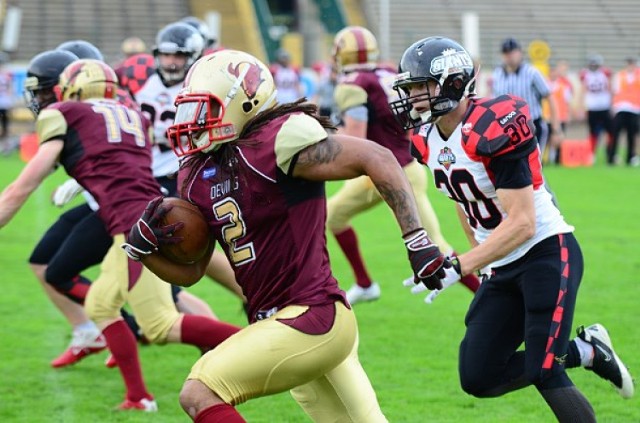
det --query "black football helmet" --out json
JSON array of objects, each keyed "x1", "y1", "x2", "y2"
[
  {"x1": 24, "y1": 49, "x2": 79, "y2": 115},
  {"x1": 180, "y1": 16, "x2": 215, "y2": 48},
  {"x1": 152, "y1": 22, "x2": 204, "y2": 84},
  {"x1": 389, "y1": 36, "x2": 477, "y2": 128},
  {"x1": 57, "y1": 40, "x2": 104, "y2": 61}
]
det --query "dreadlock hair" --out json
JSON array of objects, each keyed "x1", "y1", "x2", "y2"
[{"x1": 180, "y1": 100, "x2": 335, "y2": 194}]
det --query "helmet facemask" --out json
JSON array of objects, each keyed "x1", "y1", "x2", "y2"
[
  {"x1": 167, "y1": 50, "x2": 278, "y2": 157},
  {"x1": 168, "y1": 93, "x2": 236, "y2": 156}
]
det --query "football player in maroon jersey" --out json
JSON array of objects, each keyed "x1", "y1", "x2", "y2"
[
  {"x1": 390, "y1": 36, "x2": 634, "y2": 420},
  {"x1": 0, "y1": 58, "x2": 241, "y2": 411},
  {"x1": 122, "y1": 49, "x2": 448, "y2": 422},
  {"x1": 328, "y1": 26, "x2": 479, "y2": 305}
]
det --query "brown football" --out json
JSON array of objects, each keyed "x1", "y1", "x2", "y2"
[{"x1": 158, "y1": 197, "x2": 210, "y2": 264}]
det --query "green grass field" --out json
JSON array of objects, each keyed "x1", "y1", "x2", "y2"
[{"x1": 0, "y1": 149, "x2": 638, "y2": 422}]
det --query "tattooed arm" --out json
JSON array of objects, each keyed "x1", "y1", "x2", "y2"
[{"x1": 292, "y1": 134, "x2": 421, "y2": 235}]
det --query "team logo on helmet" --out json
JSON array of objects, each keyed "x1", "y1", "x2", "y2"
[
  {"x1": 437, "y1": 146, "x2": 456, "y2": 170},
  {"x1": 430, "y1": 49, "x2": 473, "y2": 76},
  {"x1": 227, "y1": 61, "x2": 265, "y2": 100}
]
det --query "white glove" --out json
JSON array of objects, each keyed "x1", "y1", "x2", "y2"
[
  {"x1": 403, "y1": 263, "x2": 493, "y2": 304},
  {"x1": 403, "y1": 265, "x2": 461, "y2": 304},
  {"x1": 52, "y1": 179, "x2": 84, "y2": 207}
]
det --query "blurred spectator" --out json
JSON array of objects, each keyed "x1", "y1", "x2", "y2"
[
  {"x1": 546, "y1": 60, "x2": 574, "y2": 164},
  {"x1": 311, "y1": 61, "x2": 337, "y2": 120},
  {"x1": 578, "y1": 54, "x2": 613, "y2": 161},
  {"x1": 270, "y1": 48, "x2": 303, "y2": 104},
  {"x1": 491, "y1": 38, "x2": 562, "y2": 157},
  {"x1": 121, "y1": 37, "x2": 147, "y2": 58},
  {"x1": 0, "y1": 52, "x2": 14, "y2": 148},
  {"x1": 610, "y1": 56, "x2": 640, "y2": 166}
]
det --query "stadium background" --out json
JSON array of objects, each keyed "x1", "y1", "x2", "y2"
[
  {"x1": 1, "y1": 0, "x2": 640, "y2": 127},
  {"x1": 0, "y1": 1, "x2": 639, "y2": 421}
]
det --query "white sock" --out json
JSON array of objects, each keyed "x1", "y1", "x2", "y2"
[
  {"x1": 574, "y1": 336, "x2": 594, "y2": 367},
  {"x1": 74, "y1": 320, "x2": 99, "y2": 333}
]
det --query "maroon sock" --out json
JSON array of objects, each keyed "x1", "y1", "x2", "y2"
[
  {"x1": 181, "y1": 315, "x2": 241, "y2": 352},
  {"x1": 194, "y1": 404, "x2": 245, "y2": 423},
  {"x1": 334, "y1": 227, "x2": 372, "y2": 288},
  {"x1": 459, "y1": 273, "x2": 480, "y2": 293},
  {"x1": 102, "y1": 320, "x2": 150, "y2": 402}
]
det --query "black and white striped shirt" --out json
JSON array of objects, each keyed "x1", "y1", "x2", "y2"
[{"x1": 491, "y1": 63, "x2": 550, "y2": 120}]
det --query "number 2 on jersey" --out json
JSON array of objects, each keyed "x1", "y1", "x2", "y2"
[{"x1": 213, "y1": 198, "x2": 256, "y2": 266}]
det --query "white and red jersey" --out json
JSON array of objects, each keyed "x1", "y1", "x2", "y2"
[
  {"x1": 270, "y1": 64, "x2": 301, "y2": 104},
  {"x1": 579, "y1": 67, "x2": 612, "y2": 111},
  {"x1": 134, "y1": 72, "x2": 183, "y2": 177},
  {"x1": 410, "y1": 95, "x2": 573, "y2": 268}
]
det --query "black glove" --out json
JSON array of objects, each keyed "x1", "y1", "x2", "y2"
[
  {"x1": 403, "y1": 228, "x2": 447, "y2": 290},
  {"x1": 121, "y1": 196, "x2": 184, "y2": 261}
]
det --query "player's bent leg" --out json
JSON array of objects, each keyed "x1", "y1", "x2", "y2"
[
  {"x1": 126, "y1": 268, "x2": 181, "y2": 344},
  {"x1": 186, "y1": 302, "x2": 356, "y2": 411},
  {"x1": 176, "y1": 289, "x2": 217, "y2": 318},
  {"x1": 85, "y1": 236, "x2": 154, "y2": 408},
  {"x1": 179, "y1": 379, "x2": 233, "y2": 420},
  {"x1": 290, "y1": 333, "x2": 387, "y2": 422},
  {"x1": 326, "y1": 176, "x2": 380, "y2": 234},
  {"x1": 327, "y1": 177, "x2": 382, "y2": 301},
  {"x1": 30, "y1": 264, "x2": 89, "y2": 326},
  {"x1": 31, "y1": 263, "x2": 106, "y2": 367}
]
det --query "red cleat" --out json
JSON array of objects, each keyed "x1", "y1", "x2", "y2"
[
  {"x1": 51, "y1": 330, "x2": 107, "y2": 368},
  {"x1": 104, "y1": 353, "x2": 117, "y2": 369},
  {"x1": 117, "y1": 397, "x2": 158, "y2": 412}
]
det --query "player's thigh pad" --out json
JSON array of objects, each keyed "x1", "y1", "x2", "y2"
[
  {"x1": 127, "y1": 267, "x2": 180, "y2": 344},
  {"x1": 85, "y1": 236, "x2": 132, "y2": 323},
  {"x1": 290, "y1": 333, "x2": 387, "y2": 422},
  {"x1": 188, "y1": 301, "x2": 357, "y2": 405},
  {"x1": 85, "y1": 234, "x2": 180, "y2": 342},
  {"x1": 326, "y1": 176, "x2": 381, "y2": 231}
]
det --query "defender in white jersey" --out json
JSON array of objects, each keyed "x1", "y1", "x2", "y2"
[
  {"x1": 390, "y1": 36, "x2": 634, "y2": 421},
  {"x1": 136, "y1": 22, "x2": 204, "y2": 182}
]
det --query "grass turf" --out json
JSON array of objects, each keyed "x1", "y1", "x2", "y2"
[{"x1": 0, "y1": 150, "x2": 638, "y2": 422}]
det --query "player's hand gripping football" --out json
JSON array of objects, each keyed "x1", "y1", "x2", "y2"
[
  {"x1": 121, "y1": 196, "x2": 184, "y2": 261},
  {"x1": 403, "y1": 228, "x2": 447, "y2": 290}
]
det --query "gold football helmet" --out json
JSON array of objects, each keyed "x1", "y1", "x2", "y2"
[
  {"x1": 58, "y1": 59, "x2": 119, "y2": 101},
  {"x1": 168, "y1": 50, "x2": 277, "y2": 156},
  {"x1": 121, "y1": 36, "x2": 147, "y2": 56},
  {"x1": 332, "y1": 26, "x2": 379, "y2": 72}
]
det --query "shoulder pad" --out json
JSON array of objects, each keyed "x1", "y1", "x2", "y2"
[
  {"x1": 36, "y1": 107, "x2": 68, "y2": 144},
  {"x1": 462, "y1": 95, "x2": 536, "y2": 158},
  {"x1": 334, "y1": 83, "x2": 367, "y2": 113}
]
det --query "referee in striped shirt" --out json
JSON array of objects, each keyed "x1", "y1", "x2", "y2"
[{"x1": 491, "y1": 38, "x2": 562, "y2": 157}]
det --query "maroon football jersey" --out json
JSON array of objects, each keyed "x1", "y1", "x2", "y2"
[
  {"x1": 336, "y1": 66, "x2": 414, "y2": 167},
  {"x1": 179, "y1": 113, "x2": 346, "y2": 322},
  {"x1": 38, "y1": 99, "x2": 161, "y2": 235}
]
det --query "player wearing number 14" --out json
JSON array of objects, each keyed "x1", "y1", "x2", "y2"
[{"x1": 0, "y1": 58, "x2": 240, "y2": 411}]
